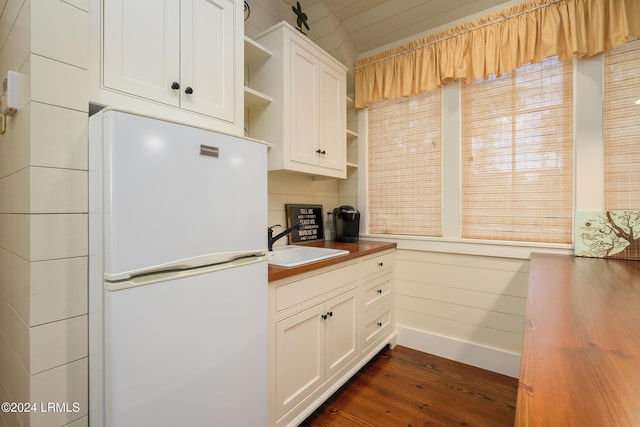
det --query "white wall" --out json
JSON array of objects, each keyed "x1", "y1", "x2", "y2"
[{"x1": 0, "y1": 1, "x2": 90, "y2": 426}]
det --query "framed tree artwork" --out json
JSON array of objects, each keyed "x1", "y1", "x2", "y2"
[{"x1": 575, "y1": 211, "x2": 640, "y2": 260}]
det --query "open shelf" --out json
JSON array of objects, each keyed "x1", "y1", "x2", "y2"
[
  {"x1": 244, "y1": 36, "x2": 272, "y2": 65},
  {"x1": 244, "y1": 86, "x2": 272, "y2": 108}
]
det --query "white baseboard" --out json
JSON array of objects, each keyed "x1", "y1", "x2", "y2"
[{"x1": 396, "y1": 326, "x2": 521, "y2": 378}]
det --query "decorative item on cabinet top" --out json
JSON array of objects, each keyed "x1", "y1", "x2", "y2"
[{"x1": 291, "y1": 1, "x2": 309, "y2": 35}]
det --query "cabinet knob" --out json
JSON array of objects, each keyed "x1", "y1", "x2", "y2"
[
  {"x1": 327, "y1": 311, "x2": 333, "y2": 317},
  {"x1": 171, "y1": 82, "x2": 180, "y2": 90},
  {"x1": 377, "y1": 289, "x2": 383, "y2": 294},
  {"x1": 378, "y1": 262, "x2": 384, "y2": 267},
  {"x1": 185, "y1": 87, "x2": 194, "y2": 95},
  {"x1": 315, "y1": 149, "x2": 326, "y2": 155},
  {"x1": 377, "y1": 322, "x2": 383, "y2": 327},
  {"x1": 321, "y1": 314, "x2": 327, "y2": 320}
]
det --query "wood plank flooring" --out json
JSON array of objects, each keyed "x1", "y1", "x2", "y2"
[{"x1": 300, "y1": 345, "x2": 518, "y2": 427}]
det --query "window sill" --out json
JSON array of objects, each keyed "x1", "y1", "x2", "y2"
[{"x1": 359, "y1": 234, "x2": 573, "y2": 259}]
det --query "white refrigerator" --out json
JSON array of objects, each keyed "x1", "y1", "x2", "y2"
[{"x1": 88, "y1": 109, "x2": 268, "y2": 427}]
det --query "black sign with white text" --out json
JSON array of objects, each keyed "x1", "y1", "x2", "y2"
[{"x1": 286, "y1": 204, "x2": 324, "y2": 243}]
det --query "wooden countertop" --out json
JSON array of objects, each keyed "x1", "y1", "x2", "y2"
[
  {"x1": 516, "y1": 253, "x2": 640, "y2": 426},
  {"x1": 268, "y1": 240, "x2": 396, "y2": 282}
]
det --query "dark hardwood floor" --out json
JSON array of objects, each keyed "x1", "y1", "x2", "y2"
[{"x1": 300, "y1": 345, "x2": 518, "y2": 427}]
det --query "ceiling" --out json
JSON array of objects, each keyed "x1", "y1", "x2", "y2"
[{"x1": 284, "y1": 0, "x2": 513, "y2": 55}]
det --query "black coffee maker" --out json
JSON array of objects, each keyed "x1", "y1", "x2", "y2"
[{"x1": 333, "y1": 206, "x2": 360, "y2": 243}]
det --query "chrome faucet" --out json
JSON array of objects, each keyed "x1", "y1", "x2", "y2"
[{"x1": 268, "y1": 223, "x2": 302, "y2": 251}]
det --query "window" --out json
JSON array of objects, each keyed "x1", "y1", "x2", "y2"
[
  {"x1": 461, "y1": 56, "x2": 574, "y2": 243},
  {"x1": 604, "y1": 38, "x2": 640, "y2": 210},
  {"x1": 367, "y1": 90, "x2": 442, "y2": 236}
]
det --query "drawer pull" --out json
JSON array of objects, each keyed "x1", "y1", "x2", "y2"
[
  {"x1": 376, "y1": 289, "x2": 383, "y2": 294},
  {"x1": 377, "y1": 322, "x2": 383, "y2": 327},
  {"x1": 378, "y1": 262, "x2": 384, "y2": 267}
]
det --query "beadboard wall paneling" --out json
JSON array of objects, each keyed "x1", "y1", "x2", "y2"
[
  {"x1": 395, "y1": 249, "x2": 529, "y2": 369},
  {"x1": 0, "y1": 1, "x2": 90, "y2": 426},
  {"x1": 0, "y1": 5, "x2": 31, "y2": 423}
]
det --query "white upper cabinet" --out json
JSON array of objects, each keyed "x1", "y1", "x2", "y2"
[
  {"x1": 180, "y1": 0, "x2": 236, "y2": 121},
  {"x1": 103, "y1": 0, "x2": 181, "y2": 106},
  {"x1": 251, "y1": 22, "x2": 348, "y2": 179},
  {"x1": 93, "y1": 0, "x2": 242, "y2": 135}
]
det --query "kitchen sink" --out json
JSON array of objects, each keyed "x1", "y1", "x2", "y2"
[{"x1": 268, "y1": 245, "x2": 349, "y2": 267}]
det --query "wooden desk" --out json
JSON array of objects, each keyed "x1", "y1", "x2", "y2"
[{"x1": 516, "y1": 254, "x2": 640, "y2": 426}]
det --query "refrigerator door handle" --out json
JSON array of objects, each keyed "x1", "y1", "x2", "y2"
[
  {"x1": 104, "y1": 250, "x2": 267, "y2": 282},
  {"x1": 104, "y1": 254, "x2": 266, "y2": 291}
]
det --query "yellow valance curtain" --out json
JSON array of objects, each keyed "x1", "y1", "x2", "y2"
[{"x1": 353, "y1": 0, "x2": 640, "y2": 109}]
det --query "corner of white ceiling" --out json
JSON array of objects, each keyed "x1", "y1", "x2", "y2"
[{"x1": 305, "y1": 4, "x2": 357, "y2": 79}]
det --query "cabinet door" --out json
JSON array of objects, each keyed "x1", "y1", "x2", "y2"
[
  {"x1": 289, "y1": 39, "x2": 319, "y2": 168},
  {"x1": 275, "y1": 303, "x2": 324, "y2": 419},
  {"x1": 317, "y1": 64, "x2": 346, "y2": 174},
  {"x1": 324, "y1": 289, "x2": 358, "y2": 379},
  {"x1": 181, "y1": 0, "x2": 237, "y2": 122},
  {"x1": 103, "y1": 0, "x2": 180, "y2": 105}
]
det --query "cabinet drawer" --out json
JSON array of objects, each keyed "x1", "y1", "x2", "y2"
[
  {"x1": 362, "y1": 273, "x2": 392, "y2": 312},
  {"x1": 276, "y1": 263, "x2": 359, "y2": 312},
  {"x1": 362, "y1": 305, "x2": 392, "y2": 350},
  {"x1": 361, "y1": 251, "x2": 394, "y2": 278}
]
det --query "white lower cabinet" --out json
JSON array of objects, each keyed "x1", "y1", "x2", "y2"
[
  {"x1": 275, "y1": 288, "x2": 358, "y2": 419},
  {"x1": 269, "y1": 249, "x2": 396, "y2": 427}
]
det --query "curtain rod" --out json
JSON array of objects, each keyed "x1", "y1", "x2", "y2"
[{"x1": 354, "y1": 0, "x2": 563, "y2": 70}]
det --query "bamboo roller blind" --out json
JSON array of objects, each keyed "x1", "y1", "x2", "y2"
[
  {"x1": 604, "y1": 38, "x2": 640, "y2": 210},
  {"x1": 461, "y1": 57, "x2": 574, "y2": 243},
  {"x1": 367, "y1": 90, "x2": 442, "y2": 236}
]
